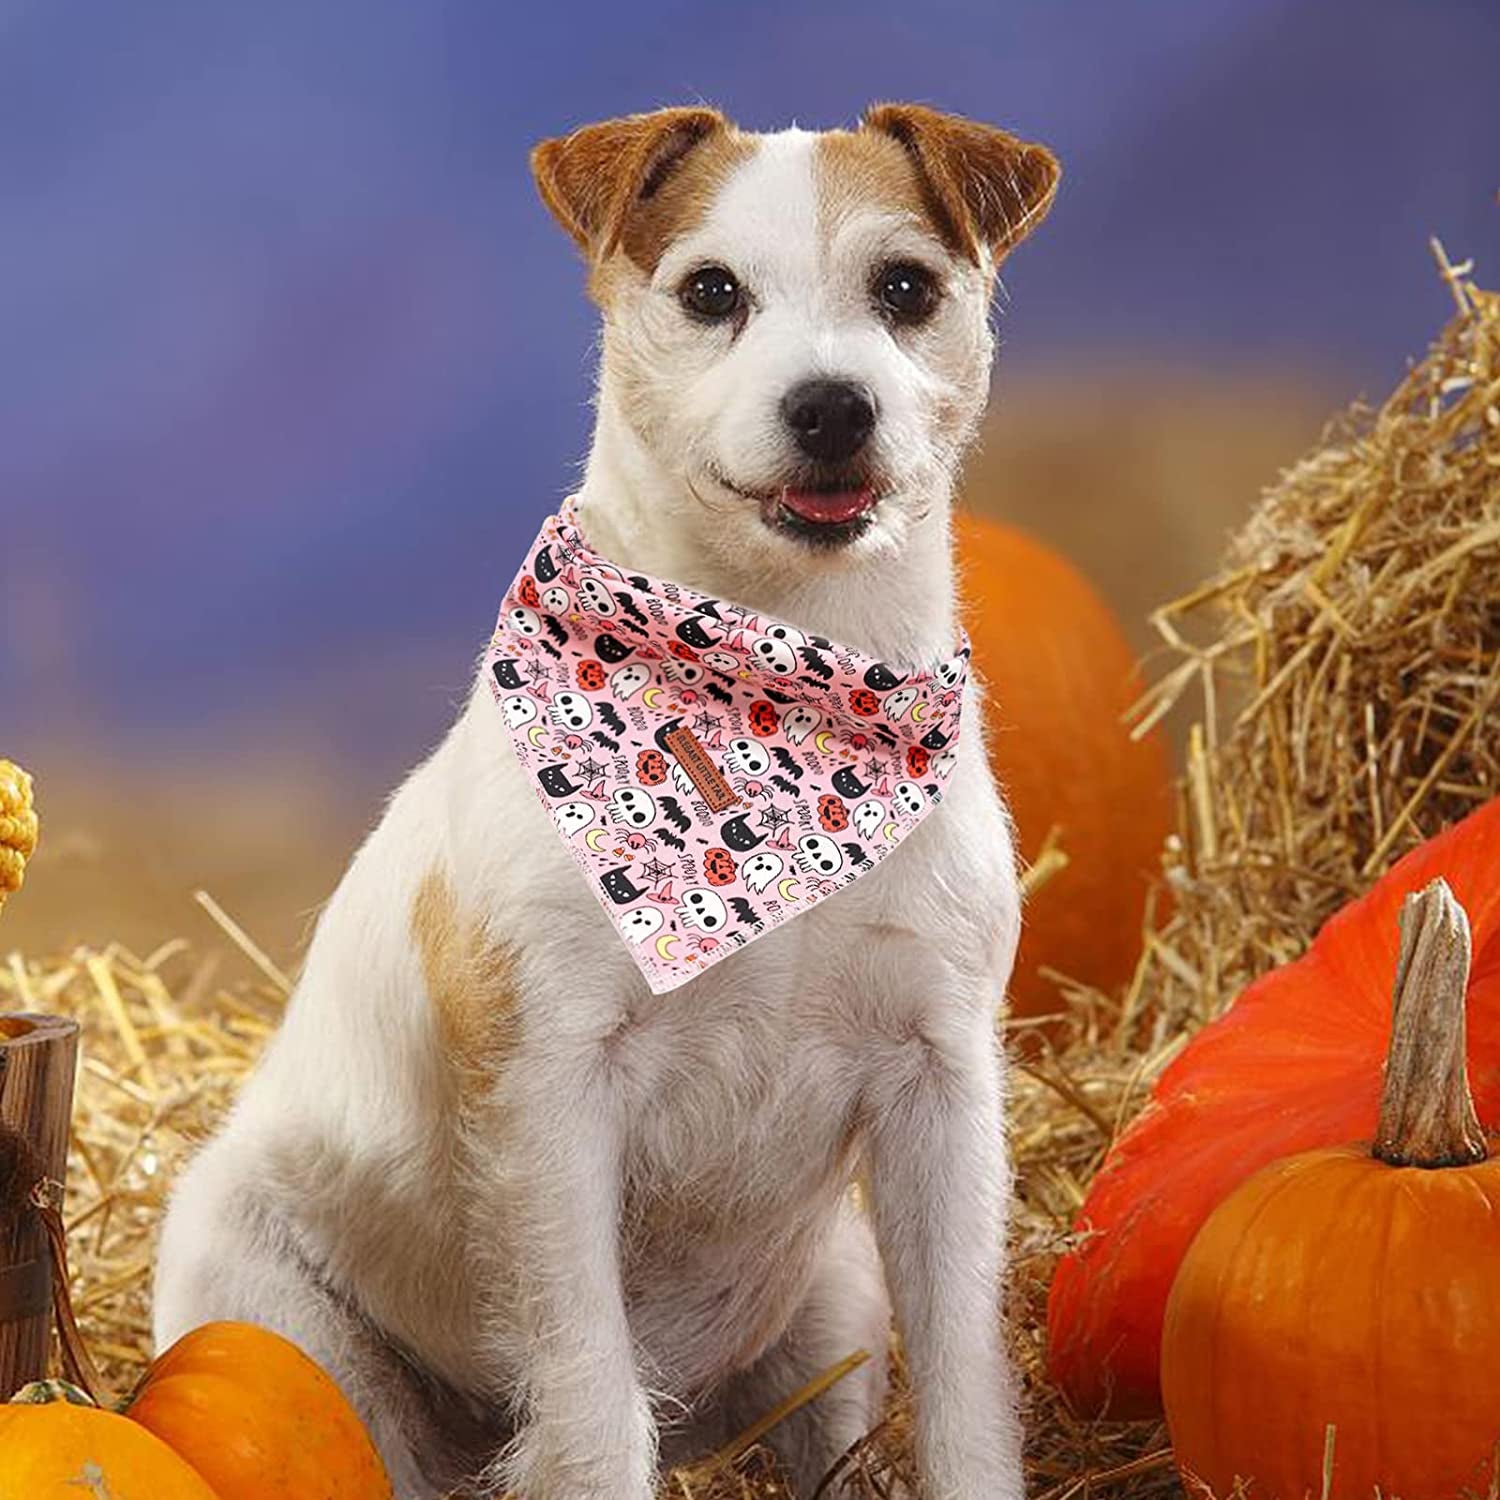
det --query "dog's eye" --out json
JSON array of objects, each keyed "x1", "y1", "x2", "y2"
[
  {"x1": 876, "y1": 261, "x2": 940, "y2": 325},
  {"x1": 679, "y1": 266, "x2": 742, "y2": 322}
]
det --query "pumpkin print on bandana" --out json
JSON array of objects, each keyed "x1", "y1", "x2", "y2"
[{"x1": 485, "y1": 500, "x2": 970, "y2": 994}]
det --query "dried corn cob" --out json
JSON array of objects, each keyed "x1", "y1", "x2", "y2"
[{"x1": 0, "y1": 760, "x2": 38, "y2": 910}]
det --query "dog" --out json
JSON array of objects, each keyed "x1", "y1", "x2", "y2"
[{"x1": 153, "y1": 102, "x2": 1058, "y2": 1499}]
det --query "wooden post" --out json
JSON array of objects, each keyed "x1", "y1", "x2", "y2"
[{"x1": 0, "y1": 1013, "x2": 79, "y2": 1400}]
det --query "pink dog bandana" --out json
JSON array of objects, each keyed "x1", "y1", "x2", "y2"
[{"x1": 486, "y1": 503, "x2": 970, "y2": 993}]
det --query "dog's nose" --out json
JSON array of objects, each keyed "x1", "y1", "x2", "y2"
[{"x1": 780, "y1": 379, "x2": 876, "y2": 464}]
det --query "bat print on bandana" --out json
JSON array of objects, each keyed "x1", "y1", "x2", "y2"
[{"x1": 487, "y1": 502, "x2": 968, "y2": 993}]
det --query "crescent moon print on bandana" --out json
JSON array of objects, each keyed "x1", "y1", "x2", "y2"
[{"x1": 485, "y1": 501, "x2": 970, "y2": 994}]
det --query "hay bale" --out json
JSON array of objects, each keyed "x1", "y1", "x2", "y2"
[
  {"x1": 995, "y1": 244, "x2": 1499, "y2": 1496},
  {"x1": 1132, "y1": 242, "x2": 1499, "y2": 1038}
]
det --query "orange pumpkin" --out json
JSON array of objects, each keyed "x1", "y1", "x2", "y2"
[
  {"x1": 0, "y1": 1380, "x2": 220, "y2": 1499},
  {"x1": 1047, "y1": 796, "x2": 1500, "y2": 1417},
  {"x1": 127, "y1": 1321, "x2": 393, "y2": 1500},
  {"x1": 955, "y1": 512, "x2": 1171, "y2": 1022},
  {"x1": 1163, "y1": 879, "x2": 1500, "y2": 1500}
]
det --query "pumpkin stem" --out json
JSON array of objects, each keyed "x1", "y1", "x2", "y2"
[{"x1": 1372, "y1": 878, "x2": 1486, "y2": 1168}]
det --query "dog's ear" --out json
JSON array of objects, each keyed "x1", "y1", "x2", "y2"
[
  {"x1": 531, "y1": 107, "x2": 731, "y2": 265},
  {"x1": 861, "y1": 102, "x2": 1059, "y2": 264}
]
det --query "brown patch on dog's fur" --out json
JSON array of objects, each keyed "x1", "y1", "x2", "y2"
[
  {"x1": 411, "y1": 867, "x2": 520, "y2": 1096},
  {"x1": 531, "y1": 107, "x2": 754, "y2": 305},
  {"x1": 859, "y1": 102, "x2": 1060, "y2": 263},
  {"x1": 815, "y1": 127, "x2": 939, "y2": 249},
  {"x1": 617, "y1": 129, "x2": 754, "y2": 272}
]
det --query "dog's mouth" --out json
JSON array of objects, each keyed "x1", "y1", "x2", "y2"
[{"x1": 705, "y1": 466, "x2": 884, "y2": 548}]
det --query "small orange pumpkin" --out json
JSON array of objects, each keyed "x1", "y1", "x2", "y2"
[
  {"x1": 0, "y1": 1379, "x2": 221, "y2": 1499},
  {"x1": 1163, "y1": 880, "x2": 1500, "y2": 1500},
  {"x1": 956, "y1": 513, "x2": 1171, "y2": 1023},
  {"x1": 127, "y1": 1321, "x2": 394, "y2": 1500}
]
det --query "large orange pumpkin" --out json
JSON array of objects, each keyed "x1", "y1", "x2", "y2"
[
  {"x1": 1047, "y1": 795, "x2": 1500, "y2": 1417},
  {"x1": 1163, "y1": 880, "x2": 1500, "y2": 1499},
  {"x1": 127, "y1": 1321, "x2": 393, "y2": 1499},
  {"x1": 0, "y1": 1380, "x2": 221, "y2": 1499},
  {"x1": 955, "y1": 513, "x2": 1171, "y2": 1022}
]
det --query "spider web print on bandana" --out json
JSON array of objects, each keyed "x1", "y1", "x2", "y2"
[{"x1": 486, "y1": 501, "x2": 970, "y2": 993}]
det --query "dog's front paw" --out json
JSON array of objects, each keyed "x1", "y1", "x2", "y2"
[
  {"x1": 914, "y1": 1405, "x2": 1026, "y2": 1500},
  {"x1": 918, "y1": 1444, "x2": 1025, "y2": 1500},
  {"x1": 489, "y1": 1405, "x2": 656, "y2": 1500}
]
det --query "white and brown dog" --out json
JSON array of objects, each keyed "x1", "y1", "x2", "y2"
[{"x1": 154, "y1": 102, "x2": 1058, "y2": 1499}]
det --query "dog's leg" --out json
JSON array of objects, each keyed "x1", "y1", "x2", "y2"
[
  {"x1": 728, "y1": 1200, "x2": 890, "y2": 1495},
  {"x1": 664, "y1": 1198, "x2": 889, "y2": 1496},
  {"x1": 478, "y1": 1039, "x2": 656, "y2": 1500},
  {"x1": 155, "y1": 1175, "x2": 449, "y2": 1498},
  {"x1": 866, "y1": 1010, "x2": 1021, "y2": 1500}
]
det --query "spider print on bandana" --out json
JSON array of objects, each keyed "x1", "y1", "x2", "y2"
[{"x1": 486, "y1": 500, "x2": 969, "y2": 994}]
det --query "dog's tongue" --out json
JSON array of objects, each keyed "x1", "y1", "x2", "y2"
[{"x1": 780, "y1": 486, "x2": 876, "y2": 525}]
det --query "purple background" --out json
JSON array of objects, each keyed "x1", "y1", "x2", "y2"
[{"x1": 4, "y1": 0, "x2": 1497, "y2": 774}]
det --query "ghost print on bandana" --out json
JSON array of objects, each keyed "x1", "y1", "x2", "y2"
[{"x1": 486, "y1": 502, "x2": 969, "y2": 993}]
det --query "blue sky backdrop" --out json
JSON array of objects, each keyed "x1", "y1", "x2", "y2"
[{"x1": 3, "y1": 0, "x2": 1497, "y2": 769}]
